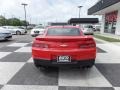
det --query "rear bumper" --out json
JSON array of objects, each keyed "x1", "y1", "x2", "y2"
[
  {"x1": 84, "y1": 32, "x2": 94, "y2": 35},
  {"x1": 31, "y1": 34, "x2": 39, "y2": 37},
  {"x1": 32, "y1": 48, "x2": 96, "y2": 61},
  {"x1": 34, "y1": 59, "x2": 95, "y2": 67}
]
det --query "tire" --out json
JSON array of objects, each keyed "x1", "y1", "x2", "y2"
[
  {"x1": 34, "y1": 61, "x2": 40, "y2": 68},
  {"x1": 82, "y1": 65, "x2": 93, "y2": 69},
  {"x1": 82, "y1": 60, "x2": 95, "y2": 69},
  {"x1": 33, "y1": 60, "x2": 54, "y2": 70},
  {"x1": 34, "y1": 63, "x2": 49, "y2": 71},
  {"x1": 16, "y1": 31, "x2": 21, "y2": 35},
  {"x1": 34, "y1": 61, "x2": 48, "y2": 69},
  {"x1": 39, "y1": 66, "x2": 50, "y2": 71}
]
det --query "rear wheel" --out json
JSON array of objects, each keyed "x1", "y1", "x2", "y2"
[
  {"x1": 33, "y1": 59, "x2": 47, "y2": 69},
  {"x1": 33, "y1": 59, "x2": 56, "y2": 71},
  {"x1": 34, "y1": 60, "x2": 40, "y2": 68},
  {"x1": 82, "y1": 60, "x2": 95, "y2": 69},
  {"x1": 34, "y1": 63, "x2": 50, "y2": 71},
  {"x1": 16, "y1": 31, "x2": 21, "y2": 35}
]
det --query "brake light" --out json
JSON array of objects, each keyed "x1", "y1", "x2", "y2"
[
  {"x1": 80, "y1": 39, "x2": 95, "y2": 48},
  {"x1": 80, "y1": 43, "x2": 95, "y2": 48},
  {"x1": 32, "y1": 43, "x2": 48, "y2": 48}
]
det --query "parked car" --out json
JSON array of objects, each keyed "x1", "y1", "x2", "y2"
[
  {"x1": 32, "y1": 26, "x2": 96, "y2": 69},
  {"x1": 27, "y1": 25, "x2": 35, "y2": 30},
  {"x1": 0, "y1": 27, "x2": 12, "y2": 41},
  {"x1": 31, "y1": 26, "x2": 45, "y2": 37},
  {"x1": 82, "y1": 25, "x2": 94, "y2": 35},
  {"x1": 2, "y1": 26, "x2": 27, "y2": 35},
  {"x1": 93, "y1": 25, "x2": 101, "y2": 32}
]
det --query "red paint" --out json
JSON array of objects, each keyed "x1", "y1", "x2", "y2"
[
  {"x1": 105, "y1": 11, "x2": 118, "y2": 22},
  {"x1": 32, "y1": 26, "x2": 96, "y2": 63}
]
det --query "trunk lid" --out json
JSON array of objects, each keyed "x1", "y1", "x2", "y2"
[{"x1": 35, "y1": 36, "x2": 95, "y2": 49}]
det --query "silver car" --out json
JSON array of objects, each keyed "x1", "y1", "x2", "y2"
[
  {"x1": 82, "y1": 25, "x2": 94, "y2": 35},
  {"x1": 2, "y1": 26, "x2": 27, "y2": 35},
  {"x1": 0, "y1": 28, "x2": 12, "y2": 41},
  {"x1": 31, "y1": 26, "x2": 45, "y2": 37}
]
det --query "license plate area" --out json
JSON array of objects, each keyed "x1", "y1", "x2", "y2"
[{"x1": 57, "y1": 56, "x2": 71, "y2": 62}]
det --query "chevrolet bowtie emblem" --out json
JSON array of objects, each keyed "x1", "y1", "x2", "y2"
[{"x1": 60, "y1": 44, "x2": 68, "y2": 47}]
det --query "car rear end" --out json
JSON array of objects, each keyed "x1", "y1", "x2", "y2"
[
  {"x1": 83, "y1": 25, "x2": 94, "y2": 35},
  {"x1": 17, "y1": 29, "x2": 27, "y2": 35},
  {"x1": 31, "y1": 29, "x2": 45, "y2": 37},
  {"x1": 32, "y1": 26, "x2": 96, "y2": 68}
]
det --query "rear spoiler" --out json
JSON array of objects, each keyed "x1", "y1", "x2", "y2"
[
  {"x1": 35, "y1": 36, "x2": 94, "y2": 42},
  {"x1": 68, "y1": 18, "x2": 99, "y2": 24}
]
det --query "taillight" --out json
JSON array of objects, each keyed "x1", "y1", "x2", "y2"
[
  {"x1": 80, "y1": 43, "x2": 95, "y2": 48},
  {"x1": 80, "y1": 39, "x2": 96, "y2": 48},
  {"x1": 32, "y1": 43, "x2": 48, "y2": 48}
]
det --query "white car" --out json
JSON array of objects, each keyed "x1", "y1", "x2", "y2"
[
  {"x1": 2, "y1": 26, "x2": 27, "y2": 35},
  {"x1": 0, "y1": 27, "x2": 12, "y2": 41},
  {"x1": 82, "y1": 25, "x2": 94, "y2": 35},
  {"x1": 31, "y1": 26, "x2": 45, "y2": 37}
]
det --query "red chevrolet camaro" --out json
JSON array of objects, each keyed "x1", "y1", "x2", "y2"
[{"x1": 32, "y1": 26, "x2": 96, "y2": 68}]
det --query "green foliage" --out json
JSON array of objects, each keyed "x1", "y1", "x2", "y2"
[
  {"x1": 20, "y1": 20, "x2": 29, "y2": 26},
  {"x1": 0, "y1": 15, "x2": 29, "y2": 26},
  {"x1": 7, "y1": 18, "x2": 21, "y2": 26},
  {"x1": 0, "y1": 15, "x2": 6, "y2": 26}
]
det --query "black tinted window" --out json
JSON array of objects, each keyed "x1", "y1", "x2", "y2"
[
  {"x1": 84, "y1": 25, "x2": 93, "y2": 28},
  {"x1": 47, "y1": 28, "x2": 80, "y2": 36}
]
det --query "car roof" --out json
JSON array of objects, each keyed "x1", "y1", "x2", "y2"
[{"x1": 47, "y1": 26, "x2": 80, "y2": 29}]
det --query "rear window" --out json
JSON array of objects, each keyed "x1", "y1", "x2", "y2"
[
  {"x1": 47, "y1": 28, "x2": 80, "y2": 36},
  {"x1": 84, "y1": 26, "x2": 93, "y2": 28}
]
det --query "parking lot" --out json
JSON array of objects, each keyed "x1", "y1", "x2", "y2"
[{"x1": 0, "y1": 34, "x2": 120, "y2": 90}]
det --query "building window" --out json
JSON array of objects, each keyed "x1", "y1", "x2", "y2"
[{"x1": 104, "y1": 11, "x2": 118, "y2": 34}]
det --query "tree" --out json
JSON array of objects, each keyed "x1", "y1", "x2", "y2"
[
  {"x1": 0, "y1": 16, "x2": 6, "y2": 26},
  {"x1": 7, "y1": 18, "x2": 22, "y2": 26},
  {"x1": 0, "y1": 15, "x2": 29, "y2": 26},
  {"x1": 21, "y1": 20, "x2": 29, "y2": 26}
]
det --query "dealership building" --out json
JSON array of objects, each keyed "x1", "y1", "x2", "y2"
[{"x1": 88, "y1": 0, "x2": 120, "y2": 35}]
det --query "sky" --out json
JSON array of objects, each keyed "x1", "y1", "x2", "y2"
[{"x1": 0, "y1": 0, "x2": 100, "y2": 24}]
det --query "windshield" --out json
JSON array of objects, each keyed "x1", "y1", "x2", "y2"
[{"x1": 47, "y1": 28, "x2": 80, "y2": 36}]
